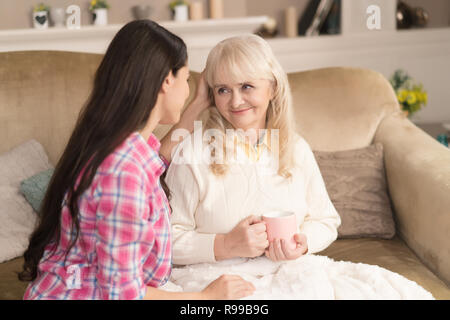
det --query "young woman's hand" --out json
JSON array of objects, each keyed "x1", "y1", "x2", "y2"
[
  {"x1": 219, "y1": 215, "x2": 269, "y2": 259},
  {"x1": 201, "y1": 274, "x2": 255, "y2": 300},
  {"x1": 144, "y1": 275, "x2": 254, "y2": 300},
  {"x1": 159, "y1": 71, "x2": 211, "y2": 163},
  {"x1": 265, "y1": 233, "x2": 308, "y2": 262},
  {"x1": 189, "y1": 70, "x2": 211, "y2": 112}
]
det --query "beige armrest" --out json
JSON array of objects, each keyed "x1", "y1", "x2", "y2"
[{"x1": 374, "y1": 112, "x2": 450, "y2": 286}]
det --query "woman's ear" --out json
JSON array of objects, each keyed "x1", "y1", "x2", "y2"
[{"x1": 161, "y1": 71, "x2": 175, "y2": 94}]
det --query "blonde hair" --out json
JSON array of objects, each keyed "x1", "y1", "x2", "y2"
[{"x1": 204, "y1": 34, "x2": 296, "y2": 178}]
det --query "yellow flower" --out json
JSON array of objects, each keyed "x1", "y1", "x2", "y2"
[
  {"x1": 406, "y1": 91, "x2": 417, "y2": 105},
  {"x1": 91, "y1": 0, "x2": 97, "y2": 6},
  {"x1": 34, "y1": 3, "x2": 49, "y2": 12},
  {"x1": 397, "y1": 90, "x2": 408, "y2": 103}
]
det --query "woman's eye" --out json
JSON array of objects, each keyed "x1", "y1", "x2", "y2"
[
  {"x1": 217, "y1": 88, "x2": 228, "y2": 94},
  {"x1": 242, "y1": 84, "x2": 253, "y2": 90}
]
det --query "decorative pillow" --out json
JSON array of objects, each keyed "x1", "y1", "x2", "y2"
[
  {"x1": 0, "y1": 140, "x2": 52, "y2": 263},
  {"x1": 313, "y1": 143, "x2": 396, "y2": 239},
  {"x1": 20, "y1": 168, "x2": 55, "y2": 215}
]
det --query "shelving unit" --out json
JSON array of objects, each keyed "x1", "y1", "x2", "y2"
[{"x1": 0, "y1": 16, "x2": 269, "y2": 54}]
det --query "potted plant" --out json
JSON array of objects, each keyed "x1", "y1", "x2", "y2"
[
  {"x1": 33, "y1": 3, "x2": 50, "y2": 29},
  {"x1": 170, "y1": 0, "x2": 189, "y2": 22},
  {"x1": 389, "y1": 69, "x2": 428, "y2": 118},
  {"x1": 89, "y1": 0, "x2": 110, "y2": 26}
]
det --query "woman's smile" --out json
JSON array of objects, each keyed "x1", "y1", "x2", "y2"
[{"x1": 230, "y1": 107, "x2": 253, "y2": 115}]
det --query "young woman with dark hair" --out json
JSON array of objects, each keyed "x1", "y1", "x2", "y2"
[{"x1": 18, "y1": 20, "x2": 254, "y2": 300}]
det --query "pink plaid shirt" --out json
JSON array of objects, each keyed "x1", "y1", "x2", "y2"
[{"x1": 24, "y1": 132, "x2": 172, "y2": 300}]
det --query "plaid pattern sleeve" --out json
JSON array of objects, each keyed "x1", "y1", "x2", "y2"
[
  {"x1": 23, "y1": 132, "x2": 171, "y2": 300},
  {"x1": 95, "y1": 171, "x2": 152, "y2": 300}
]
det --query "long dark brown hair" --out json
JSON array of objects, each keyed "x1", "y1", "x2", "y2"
[{"x1": 18, "y1": 20, "x2": 187, "y2": 282}]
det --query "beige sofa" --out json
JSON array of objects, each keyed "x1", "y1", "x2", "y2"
[{"x1": 0, "y1": 51, "x2": 449, "y2": 300}]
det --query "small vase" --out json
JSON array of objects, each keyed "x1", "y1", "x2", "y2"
[
  {"x1": 400, "y1": 110, "x2": 410, "y2": 119},
  {"x1": 209, "y1": 0, "x2": 224, "y2": 19},
  {"x1": 132, "y1": 5, "x2": 151, "y2": 20},
  {"x1": 33, "y1": 11, "x2": 49, "y2": 29},
  {"x1": 174, "y1": 5, "x2": 189, "y2": 22},
  {"x1": 50, "y1": 8, "x2": 65, "y2": 28},
  {"x1": 190, "y1": 2, "x2": 204, "y2": 20},
  {"x1": 93, "y1": 8, "x2": 108, "y2": 26}
]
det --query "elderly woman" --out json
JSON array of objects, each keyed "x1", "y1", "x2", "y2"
[{"x1": 165, "y1": 34, "x2": 341, "y2": 266}]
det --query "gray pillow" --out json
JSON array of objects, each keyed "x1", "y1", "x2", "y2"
[
  {"x1": 313, "y1": 143, "x2": 396, "y2": 239},
  {"x1": 20, "y1": 168, "x2": 54, "y2": 215},
  {"x1": 0, "y1": 139, "x2": 52, "y2": 263}
]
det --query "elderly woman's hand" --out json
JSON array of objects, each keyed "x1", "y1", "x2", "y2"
[
  {"x1": 265, "y1": 233, "x2": 308, "y2": 262},
  {"x1": 215, "y1": 215, "x2": 269, "y2": 260}
]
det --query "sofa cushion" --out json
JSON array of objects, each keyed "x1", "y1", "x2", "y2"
[
  {"x1": 20, "y1": 168, "x2": 54, "y2": 215},
  {"x1": 0, "y1": 257, "x2": 29, "y2": 300},
  {"x1": 0, "y1": 140, "x2": 52, "y2": 263},
  {"x1": 313, "y1": 143, "x2": 395, "y2": 239},
  {"x1": 288, "y1": 67, "x2": 399, "y2": 152}
]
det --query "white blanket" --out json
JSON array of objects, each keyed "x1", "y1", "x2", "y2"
[{"x1": 161, "y1": 255, "x2": 434, "y2": 300}]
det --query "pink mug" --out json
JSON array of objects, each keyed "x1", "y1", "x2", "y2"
[{"x1": 262, "y1": 211, "x2": 297, "y2": 250}]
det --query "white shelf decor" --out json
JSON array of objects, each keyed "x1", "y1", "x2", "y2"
[
  {"x1": 341, "y1": 0, "x2": 396, "y2": 34},
  {"x1": 0, "y1": 16, "x2": 269, "y2": 54}
]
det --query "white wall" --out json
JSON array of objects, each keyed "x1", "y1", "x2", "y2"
[{"x1": 265, "y1": 28, "x2": 450, "y2": 124}]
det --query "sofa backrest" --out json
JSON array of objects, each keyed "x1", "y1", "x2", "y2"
[
  {"x1": 0, "y1": 51, "x2": 102, "y2": 165},
  {"x1": 288, "y1": 67, "x2": 400, "y2": 151},
  {"x1": 0, "y1": 51, "x2": 400, "y2": 165}
]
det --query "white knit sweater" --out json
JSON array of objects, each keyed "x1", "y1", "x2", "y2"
[{"x1": 165, "y1": 131, "x2": 341, "y2": 265}]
